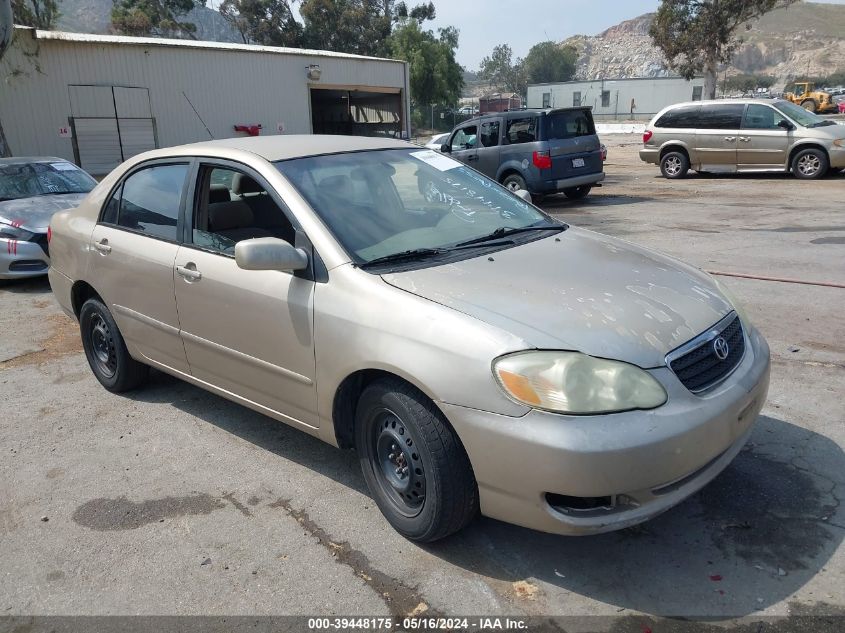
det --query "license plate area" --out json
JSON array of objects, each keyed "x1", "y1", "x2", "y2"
[{"x1": 572, "y1": 158, "x2": 585, "y2": 168}]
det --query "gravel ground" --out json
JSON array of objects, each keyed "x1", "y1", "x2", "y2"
[{"x1": 1, "y1": 136, "x2": 843, "y2": 628}]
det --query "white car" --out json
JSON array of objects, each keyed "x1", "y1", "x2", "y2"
[{"x1": 423, "y1": 133, "x2": 450, "y2": 152}]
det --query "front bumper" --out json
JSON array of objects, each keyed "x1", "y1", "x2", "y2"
[
  {"x1": 440, "y1": 325, "x2": 770, "y2": 536},
  {"x1": 0, "y1": 237, "x2": 50, "y2": 279}
]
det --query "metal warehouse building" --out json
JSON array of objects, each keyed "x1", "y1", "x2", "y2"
[
  {"x1": 0, "y1": 27, "x2": 410, "y2": 174},
  {"x1": 527, "y1": 76, "x2": 706, "y2": 120}
]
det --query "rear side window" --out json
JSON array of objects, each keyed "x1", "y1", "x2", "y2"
[
  {"x1": 655, "y1": 105, "x2": 701, "y2": 128},
  {"x1": 505, "y1": 117, "x2": 538, "y2": 144},
  {"x1": 545, "y1": 110, "x2": 595, "y2": 139},
  {"x1": 115, "y1": 164, "x2": 188, "y2": 241},
  {"x1": 697, "y1": 104, "x2": 745, "y2": 129},
  {"x1": 479, "y1": 120, "x2": 500, "y2": 147}
]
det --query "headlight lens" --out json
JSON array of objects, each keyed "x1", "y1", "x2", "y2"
[
  {"x1": 493, "y1": 351, "x2": 667, "y2": 415},
  {"x1": 712, "y1": 276, "x2": 750, "y2": 326},
  {"x1": 0, "y1": 222, "x2": 34, "y2": 240}
]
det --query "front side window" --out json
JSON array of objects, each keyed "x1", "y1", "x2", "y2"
[
  {"x1": 479, "y1": 120, "x2": 500, "y2": 147},
  {"x1": 505, "y1": 117, "x2": 537, "y2": 144},
  {"x1": 451, "y1": 126, "x2": 477, "y2": 151},
  {"x1": 115, "y1": 164, "x2": 188, "y2": 241},
  {"x1": 546, "y1": 109, "x2": 595, "y2": 139},
  {"x1": 191, "y1": 166, "x2": 295, "y2": 255},
  {"x1": 742, "y1": 104, "x2": 788, "y2": 130},
  {"x1": 0, "y1": 161, "x2": 96, "y2": 202},
  {"x1": 276, "y1": 149, "x2": 553, "y2": 266}
]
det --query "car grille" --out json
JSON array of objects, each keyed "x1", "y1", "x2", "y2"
[
  {"x1": 668, "y1": 314, "x2": 745, "y2": 393},
  {"x1": 30, "y1": 233, "x2": 49, "y2": 257}
]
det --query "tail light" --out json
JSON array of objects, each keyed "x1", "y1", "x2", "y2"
[
  {"x1": 643, "y1": 130, "x2": 653, "y2": 144},
  {"x1": 532, "y1": 150, "x2": 552, "y2": 170},
  {"x1": 47, "y1": 226, "x2": 52, "y2": 243}
]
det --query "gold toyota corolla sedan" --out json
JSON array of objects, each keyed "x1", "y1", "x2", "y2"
[{"x1": 48, "y1": 135, "x2": 770, "y2": 542}]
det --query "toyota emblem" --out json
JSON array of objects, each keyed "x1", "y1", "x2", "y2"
[{"x1": 712, "y1": 336, "x2": 730, "y2": 360}]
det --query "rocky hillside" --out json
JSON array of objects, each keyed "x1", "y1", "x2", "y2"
[
  {"x1": 563, "y1": 1, "x2": 845, "y2": 85},
  {"x1": 54, "y1": 0, "x2": 241, "y2": 43}
]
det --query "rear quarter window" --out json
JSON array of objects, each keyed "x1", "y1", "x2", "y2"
[
  {"x1": 655, "y1": 105, "x2": 701, "y2": 128},
  {"x1": 545, "y1": 110, "x2": 595, "y2": 139},
  {"x1": 505, "y1": 117, "x2": 538, "y2": 144}
]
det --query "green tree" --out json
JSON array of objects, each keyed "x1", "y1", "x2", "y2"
[
  {"x1": 649, "y1": 0, "x2": 799, "y2": 99},
  {"x1": 218, "y1": 0, "x2": 302, "y2": 46},
  {"x1": 523, "y1": 41, "x2": 576, "y2": 85},
  {"x1": 11, "y1": 0, "x2": 60, "y2": 30},
  {"x1": 111, "y1": 0, "x2": 200, "y2": 38},
  {"x1": 724, "y1": 73, "x2": 775, "y2": 93},
  {"x1": 389, "y1": 19, "x2": 462, "y2": 110},
  {"x1": 478, "y1": 44, "x2": 526, "y2": 96}
]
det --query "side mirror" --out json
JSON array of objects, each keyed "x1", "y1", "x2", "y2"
[
  {"x1": 777, "y1": 119, "x2": 794, "y2": 131},
  {"x1": 514, "y1": 189, "x2": 532, "y2": 203},
  {"x1": 235, "y1": 237, "x2": 308, "y2": 272},
  {"x1": 440, "y1": 143, "x2": 451, "y2": 153}
]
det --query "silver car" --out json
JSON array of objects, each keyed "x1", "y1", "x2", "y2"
[
  {"x1": 48, "y1": 135, "x2": 770, "y2": 542},
  {"x1": 640, "y1": 98, "x2": 845, "y2": 179},
  {"x1": 1, "y1": 157, "x2": 96, "y2": 279}
]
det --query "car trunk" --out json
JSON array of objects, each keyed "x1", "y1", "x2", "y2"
[{"x1": 544, "y1": 108, "x2": 603, "y2": 181}]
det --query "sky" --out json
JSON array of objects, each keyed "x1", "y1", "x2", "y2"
[{"x1": 423, "y1": 0, "x2": 845, "y2": 71}]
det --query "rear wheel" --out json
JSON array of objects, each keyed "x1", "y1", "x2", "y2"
[
  {"x1": 354, "y1": 378, "x2": 478, "y2": 542},
  {"x1": 660, "y1": 151, "x2": 690, "y2": 179},
  {"x1": 501, "y1": 173, "x2": 527, "y2": 193},
  {"x1": 80, "y1": 298, "x2": 149, "y2": 392},
  {"x1": 563, "y1": 185, "x2": 592, "y2": 200},
  {"x1": 801, "y1": 99, "x2": 818, "y2": 113},
  {"x1": 792, "y1": 148, "x2": 829, "y2": 180}
]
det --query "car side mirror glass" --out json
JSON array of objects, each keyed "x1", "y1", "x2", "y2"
[
  {"x1": 235, "y1": 237, "x2": 308, "y2": 272},
  {"x1": 440, "y1": 143, "x2": 451, "y2": 153},
  {"x1": 514, "y1": 189, "x2": 532, "y2": 203},
  {"x1": 777, "y1": 120, "x2": 794, "y2": 130}
]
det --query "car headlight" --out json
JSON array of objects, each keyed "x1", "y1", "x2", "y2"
[
  {"x1": 493, "y1": 351, "x2": 667, "y2": 415},
  {"x1": 712, "y1": 276, "x2": 750, "y2": 327},
  {"x1": 0, "y1": 222, "x2": 34, "y2": 241}
]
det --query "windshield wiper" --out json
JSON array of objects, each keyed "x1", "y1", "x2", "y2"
[
  {"x1": 454, "y1": 224, "x2": 566, "y2": 248},
  {"x1": 360, "y1": 248, "x2": 448, "y2": 268}
]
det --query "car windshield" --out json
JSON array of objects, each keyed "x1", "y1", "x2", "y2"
[
  {"x1": 773, "y1": 100, "x2": 831, "y2": 128},
  {"x1": 0, "y1": 161, "x2": 96, "y2": 202},
  {"x1": 276, "y1": 148, "x2": 554, "y2": 265}
]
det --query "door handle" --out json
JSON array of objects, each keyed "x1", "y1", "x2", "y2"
[
  {"x1": 739, "y1": 137, "x2": 751, "y2": 142},
  {"x1": 93, "y1": 239, "x2": 111, "y2": 254},
  {"x1": 724, "y1": 136, "x2": 736, "y2": 142},
  {"x1": 176, "y1": 263, "x2": 202, "y2": 281},
  {"x1": 466, "y1": 155, "x2": 478, "y2": 161}
]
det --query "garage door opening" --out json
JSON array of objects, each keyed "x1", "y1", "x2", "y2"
[{"x1": 310, "y1": 88, "x2": 402, "y2": 137}]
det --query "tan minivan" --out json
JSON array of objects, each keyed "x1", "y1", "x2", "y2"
[{"x1": 640, "y1": 98, "x2": 845, "y2": 179}]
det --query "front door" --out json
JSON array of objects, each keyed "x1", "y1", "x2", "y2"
[
  {"x1": 88, "y1": 162, "x2": 191, "y2": 373},
  {"x1": 475, "y1": 118, "x2": 502, "y2": 178},
  {"x1": 173, "y1": 162, "x2": 319, "y2": 430},
  {"x1": 738, "y1": 103, "x2": 791, "y2": 170},
  {"x1": 693, "y1": 103, "x2": 745, "y2": 171}
]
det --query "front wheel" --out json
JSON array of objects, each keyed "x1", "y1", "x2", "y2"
[
  {"x1": 354, "y1": 379, "x2": 478, "y2": 542},
  {"x1": 563, "y1": 185, "x2": 592, "y2": 200},
  {"x1": 792, "y1": 148, "x2": 829, "y2": 180},
  {"x1": 79, "y1": 297, "x2": 149, "y2": 392}
]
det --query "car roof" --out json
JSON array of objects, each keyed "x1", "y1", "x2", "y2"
[
  {"x1": 147, "y1": 135, "x2": 412, "y2": 162},
  {"x1": 667, "y1": 98, "x2": 785, "y2": 108},
  {"x1": 0, "y1": 156, "x2": 74, "y2": 166}
]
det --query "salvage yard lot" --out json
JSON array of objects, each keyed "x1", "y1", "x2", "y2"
[{"x1": 1, "y1": 135, "x2": 843, "y2": 622}]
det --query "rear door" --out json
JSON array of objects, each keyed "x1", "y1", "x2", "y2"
[
  {"x1": 543, "y1": 109, "x2": 603, "y2": 182},
  {"x1": 693, "y1": 104, "x2": 745, "y2": 171},
  {"x1": 738, "y1": 103, "x2": 791, "y2": 170},
  {"x1": 475, "y1": 117, "x2": 503, "y2": 178},
  {"x1": 448, "y1": 123, "x2": 479, "y2": 167}
]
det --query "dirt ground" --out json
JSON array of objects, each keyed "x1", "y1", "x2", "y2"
[{"x1": 0, "y1": 135, "x2": 843, "y2": 628}]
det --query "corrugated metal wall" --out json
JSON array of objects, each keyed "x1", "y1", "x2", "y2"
[
  {"x1": 527, "y1": 77, "x2": 706, "y2": 119},
  {"x1": 0, "y1": 30, "x2": 408, "y2": 167}
]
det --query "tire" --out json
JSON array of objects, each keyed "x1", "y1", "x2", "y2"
[
  {"x1": 792, "y1": 148, "x2": 829, "y2": 180},
  {"x1": 801, "y1": 99, "x2": 817, "y2": 113},
  {"x1": 501, "y1": 173, "x2": 528, "y2": 193},
  {"x1": 660, "y1": 151, "x2": 689, "y2": 179},
  {"x1": 79, "y1": 297, "x2": 149, "y2": 392},
  {"x1": 354, "y1": 378, "x2": 478, "y2": 542},
  {"x1": 562, "y1": 185, "x2": 592, "y2": 200}
]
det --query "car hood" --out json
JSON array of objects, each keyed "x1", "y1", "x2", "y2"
[
  {"x1": 0, "y1": 193, "x2": 88, "y2": 233},
  {"x1": 382, "y1": 227, "x2": 733, "y2": 368}
]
